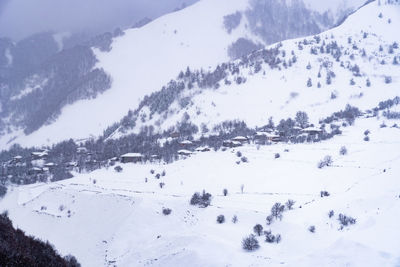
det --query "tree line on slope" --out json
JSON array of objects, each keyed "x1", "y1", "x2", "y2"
[{"x1": 0, "y1": 211, "x2": 80, "y2": 266}]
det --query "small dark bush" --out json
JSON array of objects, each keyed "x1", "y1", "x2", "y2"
[
  {"x1": 264, "y1": 230, "x2": 276, "y2": 243},
  {"x1": 308, "y1": 225, "x2": 316, "y2": 233},
  {"x1": 338, "y1": 213, "x2": 356, "y2": 228},
  {"x1": 190, "y1": 190, "x2": 212, "y2": 207},
  {"x1": 217, "y1": 215, "x2": 225, "y2": 224},
  {"x1": 364, "y1": 136, "x2": 370, "y2": 141},
  {"x1": 223, "y1": 188, "x2": 228, "y2": 196},
  {"x1": 241, "y1": 156, "x2": 248, "y2": 163},
  {"x1": 236, "y1": 151, "x2": 242, "y2": 157},
  {"x1": 285, "y1": 199, "x2": 295, "y2": 210},
  {"x1": 253, "y1": 224, "x2": 263, "y2": 236},
  {"x1": 318, "y1": 155, "x2": 332, "y2": 168},
  {"x1": 328, "y1": 210, "x2": 335, "y2": 218},
  {"x1": 242, "y1": 234, "x2": 259, "y2": 251},
  {"x1": 114, "y1": 166, "x2": 123, "y2": 172},
  {"x1": 162, "y1": 208, "x2": 172, "y2": 215},
  {"x1": 266, "y1": 215, "x2": 273, "y2": 225},
  {"x1": 339, "y1": 146, "x2": 347, "y2": 155},
  {"x1": 274, "y1": 153, "x2": 280, "y2": 159},
  {"x1": 320, "y1": 191, "x2": 330, "y2": 197},
  {"x1": 271, "y1": 202, "x2": 285, "y2": 220},
  {"x1": 232, "y1": 215, "x2": 238, "y2": 223}
]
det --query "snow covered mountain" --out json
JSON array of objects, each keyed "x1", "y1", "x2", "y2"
[
  {"x1": 106, "y1": 0, "x2": 400, "y2": 141},
  {"x1": 1, "y1": 1, "x2": 400, "y2": 266},
  {"x1": 0, "y1": 0, "x2": 369, "y2": 148}
]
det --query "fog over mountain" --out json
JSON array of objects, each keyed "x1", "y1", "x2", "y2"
[
  {"x1": 0, "y1": 0, "x2": 198, "y2": 41},
  {"x1": 1, "y1": 0, "x2": 400, "y2": 266}
]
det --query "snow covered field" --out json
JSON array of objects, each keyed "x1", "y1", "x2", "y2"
[{"x1": 1, "y1": 115, "x2": 400, "y2": 266}]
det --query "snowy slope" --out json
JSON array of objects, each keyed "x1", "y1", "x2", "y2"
[
  {"x1": 0, "y1": 0, "x2": 253, "y2": 148},
  {"x1": 112, "y1": 1, "x2": 400, "y2": 138},
  {"x1": 0, "y1": 0, "x2": 368, "y2": 149},
  {"x1": 1, "y1": 114, "x2": 400, "y2": 266}
]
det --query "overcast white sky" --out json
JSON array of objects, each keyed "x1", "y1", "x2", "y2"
[{"x1": 0, "y1": 0, "x2": 198, "y2": 41}]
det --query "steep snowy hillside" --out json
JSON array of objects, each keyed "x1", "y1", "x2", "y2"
[
  {"x1": 110, "y1": 1, "x2": 399, "y2": 139},
  {"x1": 1, "y1": 114, "x2": 400, "y2": 266},
  {"x1": 0, "y1": 0, "x2": 367, "y2": 148}
]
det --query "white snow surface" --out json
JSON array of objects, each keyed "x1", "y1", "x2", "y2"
[{"x1": 1, "y1": 116, "x2": 400, "y2": 266}]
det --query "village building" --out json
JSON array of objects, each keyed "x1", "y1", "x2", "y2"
[
  {"x1": 31, "y1": 151, "x2": 48, "y2": 160},
  {"x1": 254, "y1": 132, "x2": 281, "y2": 142},
  {"x1": 179, "y1": 140, "x2": 194, "y2": 148},
  {"x1": 223, "y1": 140, "x2": 242, "y2": 148},
  {"x1": 110, "y1": 157, "x2": 119, "y2": 162},
  {"x1": 195, "y1": 146, "x2": 211, "y2": 152},
  {"x1": 231, "y1": 136, "x2": 249, "y2": 144},
  {"x1": 301, "y1": 127, "x2": 323, "y2": 135},
  {"x1": 12, "y1": 155, "x2": 22, "y2": 163},
  {"x1": 28, "y1": 167, "x2": 44, "y2": 175},
  {"x1": 178, "y1": 149, "x2": 194, "y2": 156},
  {"x1": 66, "y1": 161, "x2": 78, "y2": 168},
  {"x1": 120, "y1": 153, "x2": 144, "y2": 163},
  {"x1": 44, "y1": 162, "x2": 56, "y2": 169},
  {"x1": 150, "y1": 155, "x2": 161, "y2": 162}
]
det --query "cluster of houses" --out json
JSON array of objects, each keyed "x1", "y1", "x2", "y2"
[
  {"x1": 1, "y1": 149, "x2": 55, "y2": 180},
  {"x1": 1, "y1": 126, "x2": 326, "y2": 181},
  {"x1": 1, "y1": 146, "x2": 90, "y2": 179},
  {"x1": 117, "y1": 126, "x2": 324, "y2": 164}
]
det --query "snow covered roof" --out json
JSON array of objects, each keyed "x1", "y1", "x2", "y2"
[
  {"x1": 44, "y1": 162, "x2": 56, "y2": 167},
  {"x1": 31, "y1": 151, "x2": 48, "y2": 157},
  {"x1": 178, "y1": 149, "x2": 193, "y2": 155},
  {"x1": 179, "y1": 140, "x2": 193, "y2": 145},
  {"x1": 302, "y1": 127, "x2": 323, "y2": 132},
  {"x1": 121, "y1": 153, "x2": 143, "y2": 158},
  {"x1": 255, "y1": 132, "x2": 280, "y2": 138},
  {"x1": 231, "y1": 136, "x2": 248, "y2": 141},
  {"x1": 13, "y1": 155, "x2": 22, "y2": 159}
]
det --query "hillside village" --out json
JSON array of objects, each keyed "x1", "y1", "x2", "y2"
[{"x1": 1, "y1": 0, "x2": 400, "y2": 266}]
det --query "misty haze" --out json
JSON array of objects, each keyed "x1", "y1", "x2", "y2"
[
  {"x1": 0, "y1": 0, "x2": 400, "y2": 266},
  {"x1": 0, "y1": 0, "x2": 198, "y2": 40}
]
